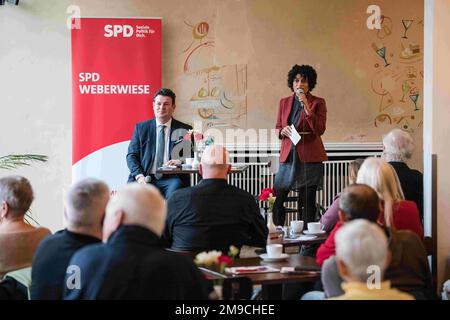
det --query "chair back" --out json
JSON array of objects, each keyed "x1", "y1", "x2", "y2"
[
  {"x1": 3, "y1": 267, "x2": 31, "y2": 299},
  {"x1": 222, "y1": 277, "x2": 253, "y2": 300}
]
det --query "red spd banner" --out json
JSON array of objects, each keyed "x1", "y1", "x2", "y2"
[{"x1": 71, "y1": 18, "x2": 161, "y2": 189}]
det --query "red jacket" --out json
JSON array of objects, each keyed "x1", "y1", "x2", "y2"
[
  {"x1": 276, "y1": 93, "x2": 328, "y2": 163},
  {"x1": 316, "y1": 221, "x2": 343, "y2": 267},
  {"x1": 379, "y1": 200, "x2": 423, "y2": 239}
]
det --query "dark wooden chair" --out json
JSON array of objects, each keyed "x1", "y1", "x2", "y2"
[{"x1": 222, "y1": 277, "x2": 253, "y2": 300}]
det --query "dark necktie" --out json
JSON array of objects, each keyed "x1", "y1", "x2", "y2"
[{"x1": 155, "y1": 124, "x2": 166, "y2": 179}]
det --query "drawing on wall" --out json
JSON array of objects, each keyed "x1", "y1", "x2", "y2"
[
  {"x1": 369, "y1": 15, "x2": 423, "y2": 133},
  {"x1": 401, "y1": 19, "x2": 413, "y2": 39},
  {"x1": 372, "y1": 43, "x2": 391, "y2": 67},
  {"x1": 377, "y1": 16, "x2": 393, "y2": 39},
  {"x1": 182, "y1": 20, "x2": 247, "y2": 130}
]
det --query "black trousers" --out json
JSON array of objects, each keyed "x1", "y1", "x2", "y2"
[{"x1": 273, "y1": 185, "x2": 318, "y2": 226}]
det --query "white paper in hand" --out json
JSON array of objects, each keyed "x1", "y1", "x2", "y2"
[{"x1": 289, "y1": 124, "x2": 301, "y2": 146}]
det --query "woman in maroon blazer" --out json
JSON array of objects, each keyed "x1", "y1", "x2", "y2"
[{"x1": 273, "y1": 65, "x2": 327, "y2": 226}]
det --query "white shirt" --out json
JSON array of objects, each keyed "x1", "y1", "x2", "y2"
[{"x1": 150, "y1": 118, "x2": 172, "y2": 174}]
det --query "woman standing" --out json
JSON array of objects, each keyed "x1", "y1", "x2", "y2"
[{"x1": 273, "y1": 64, "x2": 327, "y2": 226}]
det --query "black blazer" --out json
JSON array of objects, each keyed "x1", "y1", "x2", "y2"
[
  {"x1": 63, "y1": 225, "x2": 209, "y2": 300},
  {"x1": 389, "y1": 161, "x2": 424, "y2": 221},
  {"x1": 164, "y1": 179, "x2": 268, "y2": 253},
  {"x1": 126, "y1": 118, "x2": 192, "y2": 183}
]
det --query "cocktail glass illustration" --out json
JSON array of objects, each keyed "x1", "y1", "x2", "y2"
[
  {"x1": 400, "y1": 82, "x2": 411, "y2": 102},
  {"x1": 409, "y1": 93, "x2": 419, "y2": 111},
  {"x1": 402, "y1": 19, "x2": 413, "y2": 39},
  {"x1": 376, "y1": 47, "x2": 391, "y2": 67}
]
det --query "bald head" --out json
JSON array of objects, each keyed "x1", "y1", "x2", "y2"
[
  {"x1": 199, "y1": 145, "x2": 231, "y2": 179},
  {"x1": 103, "y1": 183, "x2": 166, "y2": 241},
  {"x1": 65, "y1": 178, "x2": 109, "y2": 239},
  {"x1": 339, "y1": 184, "x2": 381, "y2": 223}
]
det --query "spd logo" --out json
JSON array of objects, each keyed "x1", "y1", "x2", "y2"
[{"x1": 104, "y1": 24, "x2": 134, "y2": 37}]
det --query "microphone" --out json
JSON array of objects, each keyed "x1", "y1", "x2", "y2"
[{"x1": 144, "y1": 175, "x2": 152, "y2": 183}]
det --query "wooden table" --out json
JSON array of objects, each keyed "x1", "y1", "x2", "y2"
[
  {"x1": 267, "y1": 231, "x2": 328, "y2": 252},
  {"x1": 200, "y1": 254, "x2": 320, "y2": 299},
  {"x1": 281, "y1": 233, "x2": 328, "y2": 248},
  {"x1": 156, "y1": 164, "x2": 249, "y2": 175}
]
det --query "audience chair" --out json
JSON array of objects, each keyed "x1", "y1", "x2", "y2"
[{"x1": 222, "y1": 277, "x2": 253, "y2": 300}]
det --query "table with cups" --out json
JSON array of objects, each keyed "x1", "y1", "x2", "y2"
[{"x1": 268, "y1": 220, "x2": 328, "y2": 250}]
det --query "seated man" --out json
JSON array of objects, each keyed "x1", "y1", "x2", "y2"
[
  {"x1": 163, "y1": 145, "x2": 268, "y2": 253},
  {"x1": 63, "y1": 183, "x2": 209, "y2": 300},
  {"x1": 316, "y1": 184, "x2": 380, "y2": 267},
  {"x1": 31, "y1": 178, "x2": 109, "y2": 300},
  {"x1": 126, "y1": 88, "x2": 192, "y2": 199},
  {"x1": 330, "y1": 219, "x2": 414, "y2": 300},
  {"x1": 315, "y1": 184, "x2": 432, "y2": 299},
  {"x1": 0, "y1": 176, "x2": 51, "y2": 279},
  {"x1": 382, "y1": 128, "x2": 423, "y2": 221}
]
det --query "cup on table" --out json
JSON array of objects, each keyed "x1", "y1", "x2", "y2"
[
  {"x1": 266, "y1": 244, "x2": 283, "y2": 258},
  {"x1": 307, "y1": 222, "x2": 324, "y2": 233},
  {"x1": 185, "y1": 158, "x2": 194, "y2": 166},
  {"x1": 290, "y1": 220, "x2": 304, "y2": 234}
]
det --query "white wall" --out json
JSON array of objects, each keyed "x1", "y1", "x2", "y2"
[
  {"x1": 424, "y1": 0, "x2": 450, "y2": 292},
  {"x1": 0, "y1": 1, "x2": 72, "y2": 231}
]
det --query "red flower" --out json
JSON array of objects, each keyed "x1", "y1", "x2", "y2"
[
  {"x1": 194, "y1": 133, "x2": 204, "y2": 141},
  {"x1": 218, "y1": 255, "x2": 233, "y2": 266},
  {"x1": 183, "y1": 133, "x2": 191, "y2": 141},
  {"x1": 259, "y1": 188, "x2": 274, "y2": 201}
]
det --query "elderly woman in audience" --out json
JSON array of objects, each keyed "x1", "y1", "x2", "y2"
[
  {"x1": 330, "y1": 219, "x2": 414, "y2": 300},
  {"x1": 357, "y1": 157, "x2": 423, "y2": 238},
  {"x1": 382, "y1": 129, "x2": 423, "y2": 221},
  {"x1": 0, "y1": 176, "x2": 51, "y2": 278},
  {"x1": 320, "y1": 158, "x2": 365, "y2": 232}
]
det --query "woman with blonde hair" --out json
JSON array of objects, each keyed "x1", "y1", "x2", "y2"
[{"x1": 356, "y1": 157, "x2": 423, "y2": 238}]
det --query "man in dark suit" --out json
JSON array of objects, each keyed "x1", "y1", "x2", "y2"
[
  {"x1": 382, "y1": 129, "x2": 424, "y2": 221},
  {"x1": 126, "y1": 88, "x2": 192, "y2": 198},
  {"x1": 63, "y1": 183, "x2": 209, "y2": 300},
  {"x1": 163, "y1": 145, "x2": 268, "y2": 253},
  {"x1": 31, "y1": 178, "x2": 108, "y2": 300}
]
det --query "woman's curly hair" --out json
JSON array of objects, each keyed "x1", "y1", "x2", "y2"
[{"x1": 287, "y1": 64, "x2": 317, "y2": 92}]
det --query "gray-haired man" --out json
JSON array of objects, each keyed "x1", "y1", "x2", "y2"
[{"x1": 31, "y1": 178, "x2": 109, "y2": 300}]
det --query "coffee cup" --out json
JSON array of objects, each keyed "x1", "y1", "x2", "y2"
[
  {"x1": 290, "y1": 220, "x2": 304, "y2": 234},
  {"x1": 307, "y1": 222, "x2": 324, "y2": 233},
  {"x1": 185, "y1": 158, "x2": 194, "y2": 165},
  {"x1": 266, "y1": 244, "x2": 283, "y2": 258}
]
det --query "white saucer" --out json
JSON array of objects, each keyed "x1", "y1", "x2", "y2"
[
  {"x1": 285, "y1": 235, "x2": 317, "y2": 241},
  {"x1": 259, "y1": 253, "x2": 289, "y2": 262},
  {"x1": 303, "y1": 230, "x2": 326, "y2": 235}
]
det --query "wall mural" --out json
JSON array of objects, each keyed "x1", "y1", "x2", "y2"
[
  {"x1": 182, "y1": 20, "x2": 247, "y2": 131},
  {"x1": 370, "y1": 15, "x2": 423, "y2": 134}
]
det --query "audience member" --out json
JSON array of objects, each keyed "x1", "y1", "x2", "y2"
[
  {"x1": 357, "y1": 157, "x2": 423, "y2": 238},
  {"x1": 316, "y1": 184, "x2": 380, "y2": 266},
  {"x1": 31, "y1": 178, "x2": 109, "y2": 299},
  {"x1": 382, "y1": 129, "x2": 423, "y2": 221},
  {"x1": 330, "y1": 219, "x2": 414, "y2": 300},
  {"x1": 313, "y1": 184, "x2": 432, "y2": 300},
  {"x1": 63, "y1": 183, "x2": 209, "y2": 299},
  {"x1": 320, "y1": 158, "x2": 365, "y2": 232},
  {"x1": 163, "y1": 145, "x2": 268, "y2": 253},
  {"x1": 0, "y1": 176, "x2": 50, "y2": 278}
]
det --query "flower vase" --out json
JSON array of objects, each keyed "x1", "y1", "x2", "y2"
[
  {"x1": 266, "y1": 210, "x2": 277, "y2": 234},
  {"x1": 191, "y1": 151, "x2": 200, "y2": 169}
]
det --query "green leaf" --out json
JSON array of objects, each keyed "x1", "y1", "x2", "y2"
[{"x1": 0, "y1": 154, "x2": 48, "y2": 170}]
